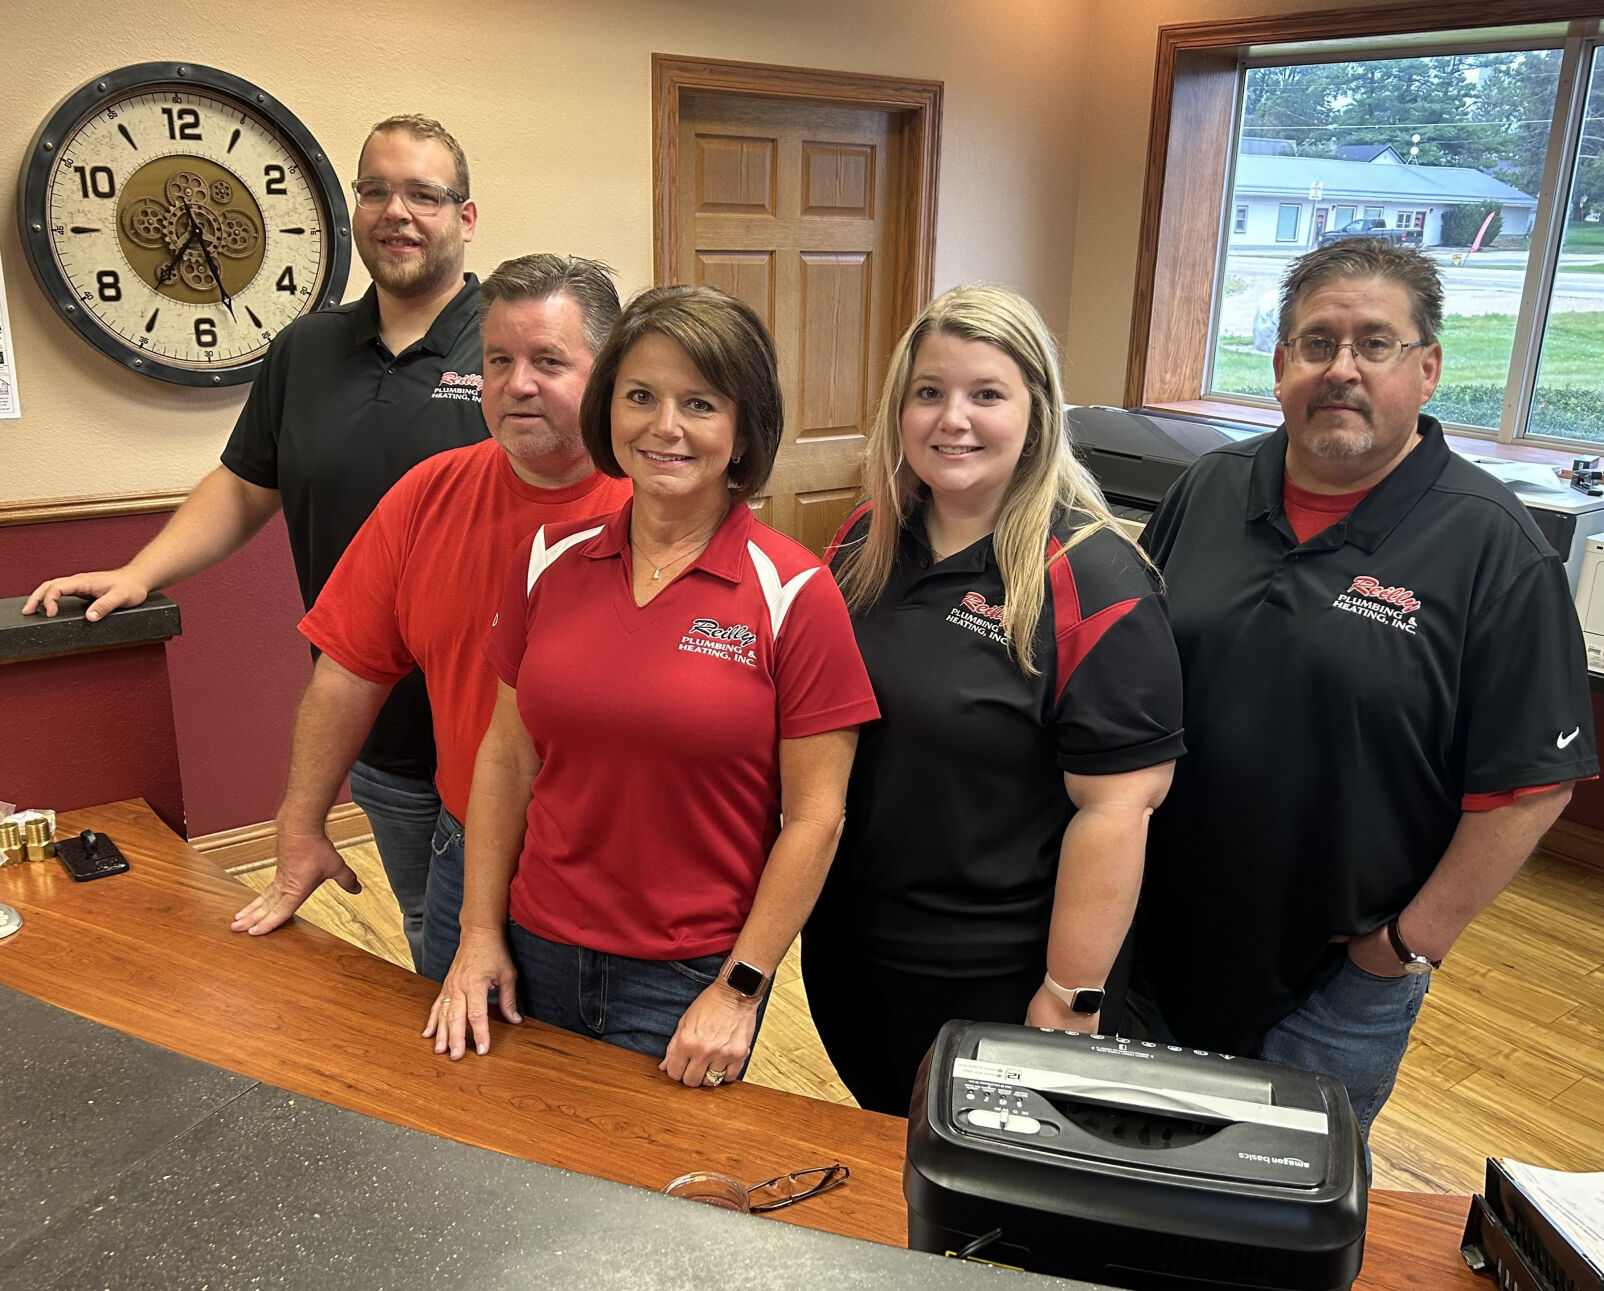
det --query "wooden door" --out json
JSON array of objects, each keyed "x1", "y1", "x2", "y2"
[{"x1": 676, "y1": 93, "x2": 896, "y2": 553}]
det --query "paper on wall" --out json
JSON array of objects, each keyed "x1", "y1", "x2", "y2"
[{"x1": 0, "y1": 244, "x2": 19, "y2": 419}]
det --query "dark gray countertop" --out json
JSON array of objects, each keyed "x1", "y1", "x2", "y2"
[
  {"x1": 0, "y1": 985, "x2": 1077, "y2": 1289},
  {"x1": 0, "y1": 592, "x2": 181, "y2": 663}
]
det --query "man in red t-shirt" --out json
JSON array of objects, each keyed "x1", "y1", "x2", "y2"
[{"x1": 231, "y1": 254, "x2": 631, "y2": 977}]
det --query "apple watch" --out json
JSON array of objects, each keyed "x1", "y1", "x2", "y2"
[
  {"x1": 1385, "y1": 917, "x2": 1441, "y2": 975},
  {"x1": 721, "y1": 958, "x2": 768, "y2": 998},
  {"x1": 1042, "y1": 974, "x2": 1105, "y2": 1015}
]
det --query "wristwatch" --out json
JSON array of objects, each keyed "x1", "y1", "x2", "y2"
[
  {"x1": 1042, "y1": 974, "x2": 1105, "y2": 1015},
  {"x1": 1385, "y1": 917, "x2": 1441, "y2": 975},
  {"x1": 720, "y1": 958, "x2": 768, "y2": 999}
]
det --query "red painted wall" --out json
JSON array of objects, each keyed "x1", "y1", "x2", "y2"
[
  {"x1": 1, "y1": 513, "x2": 313, "y2": 837},
  {"x1": 0, "y1": 645, "x2": 184, "y2": 833}
]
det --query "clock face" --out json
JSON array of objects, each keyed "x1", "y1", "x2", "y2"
[{"x1": 17, "y1": 64, "x2": 350, "y2": 386}]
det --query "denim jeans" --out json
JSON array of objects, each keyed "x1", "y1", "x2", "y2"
[
  {"x1": 1259, "y1": 956, "x2": 1430, "y2": 1136},
  {"x1": 419, "y1": 807, "x2": 465, "y2": 983},
  {"x1": 1127, "y1": 954, "x2": 1429, "y2": 1139},
  {"x1": 505, "y1": 921, "x2": 768, "y2": 1065},
  {"x1": 347, "y1": 760, "x2": 442, "y2": 973}
]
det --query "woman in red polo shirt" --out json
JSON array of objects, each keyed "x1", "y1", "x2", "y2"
[
  {"x1": 424, "y1": 287, "x2": 878, "y2": 1089},
  {"x1": 804, "y1": 285, "x2": 1186, "y2": 1115}
]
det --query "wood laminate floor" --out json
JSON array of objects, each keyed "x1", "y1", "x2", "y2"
[{"x1": 231, "y1": 841, "x2": 1604, "y2": 1193}]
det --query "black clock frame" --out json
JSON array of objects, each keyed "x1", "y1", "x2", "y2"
[{"x1": 16, "y1": 62, "x2": 352, "y2": 387}]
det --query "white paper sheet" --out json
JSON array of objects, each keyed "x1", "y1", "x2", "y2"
[
  {"x1": 1501, "y1": 1158, "x2": 1604, "y2": 1276},
  {"x1": 1468, "y1": 460, "x2": 1571, "y2": 493},
  {"x1": 0, "y1": 245, "x2": 20, "y2": 419}
]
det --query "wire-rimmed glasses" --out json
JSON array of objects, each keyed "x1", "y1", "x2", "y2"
[
  {"x1": 1281, "y1": 334, "x2": 1431, "y2": 367},
  {"x1": 744, "y1": 1163, "x2": 851, "y2": 1213}
]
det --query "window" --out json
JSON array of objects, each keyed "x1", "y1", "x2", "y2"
[
  {"x1": 1131, "y1": 6, "x2": 1604, "y2": 450},
  {"x1": 1529, "y1": 47, "x2": 1604, "y2": 439},
  {"x1": 1276, "y1": 203, "x2": 1301, "y2": 242},
  {"x1": 1234, "y1": 205, "x2": 1248, "y2": 233}
]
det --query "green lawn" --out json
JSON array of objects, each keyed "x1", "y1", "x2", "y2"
[
  {"x1": 1561, "y1": 223, "x2": 1604, "y2": 250},
  {"x1": 1213, "y1": 311, "x2": 1604, "y2": 440}
]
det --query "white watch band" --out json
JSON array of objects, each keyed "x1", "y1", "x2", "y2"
[{"x1": 1042, "y1": 974, "x2": 1104, "y2": 1012}]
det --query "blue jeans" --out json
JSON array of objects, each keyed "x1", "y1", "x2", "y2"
[
  {"x1": 348, "y1": 761, "x2": 442, "y2": 974},
  {"x1": 1259, "y1": 956, "x2": 1430, "y2": 1136},
  {"x1": 505, "y1": 921, "x2": 768, "y2": 1064},
  {"x1": 1127, "y1": 955, "x2": 1429, "y2": 1139},
  {"x1": 419, "y1": 807, "x2": 465, "y2": 983}
]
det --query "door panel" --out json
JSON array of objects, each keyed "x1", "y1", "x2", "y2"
[{"x1": 679, "y1": 93, "x2": 895, "y2": 552}]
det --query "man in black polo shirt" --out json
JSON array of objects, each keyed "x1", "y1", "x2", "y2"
[
  {"x1": 1131, "y1": 240, "x2": 1597, "y2": 1136},
  {"x1": 24, "y1": 114, "x2": 486, "y2": 971}
]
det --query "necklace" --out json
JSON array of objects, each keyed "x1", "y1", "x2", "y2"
[{"x1": 633, "y1": 523, "x2": 720, "y2": 581}]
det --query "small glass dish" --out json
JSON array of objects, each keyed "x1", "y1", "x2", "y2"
[{"x1": 662, "y1": 1171, "x2": 751, "y2": 1212}]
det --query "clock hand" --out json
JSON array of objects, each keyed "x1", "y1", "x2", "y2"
[
  {"x1": 154, "y1": 216, "x2": 200, "y2": 288},
  {"x1": 186, "y1": 203, "x2": 235, "y2": 320}
]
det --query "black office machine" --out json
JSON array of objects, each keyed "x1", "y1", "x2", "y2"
[
  {"x1": 906, "y1": 1022, "x2": 1367, "y2": 1291},
  {"x1": 1063, "y1": 405, "x2": 1236, "y2": 522}
]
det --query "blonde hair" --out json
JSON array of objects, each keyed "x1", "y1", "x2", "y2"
[{"x1": 836, "y1": 285, "x2": 1138, "y2": 675}]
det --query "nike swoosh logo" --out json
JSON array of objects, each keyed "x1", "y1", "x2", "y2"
[{"x1": 1558, "y1": 727, "x2": 1581, "y2": 749}]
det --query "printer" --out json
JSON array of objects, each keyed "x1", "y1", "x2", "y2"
[
  {"x1": 1064, "y1": 406, "x2": 1241, "y2": 523},
  {"x1": 906, "y1": 1022, "x2": 1366, "y2": 1291}
]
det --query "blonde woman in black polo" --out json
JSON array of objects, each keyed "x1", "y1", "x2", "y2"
[{"x1": 803, "y1": 286, "x2": 1185, "y2": 1115}]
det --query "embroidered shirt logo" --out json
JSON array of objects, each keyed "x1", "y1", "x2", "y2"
[
  {"x1": 679, "y1": 617, "x2": 758, "y2": 667},
  {"x1": 431, "y1": 370, "x2": 483, "y2": 402},
  {"x1": 946, "y1": 590, "x2": 1008, "y2": 645},
  {"x1": 1332, "y1": 575, "x2": 1422, "y2": 635}
]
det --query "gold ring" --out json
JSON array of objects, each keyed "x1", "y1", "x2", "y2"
[
  {"x1": 441, "y1": 997, "x2": 452, "y2": 1008},
  {"x1": 705, "y1": 1068, "x2": 726, "y2": 1086}
]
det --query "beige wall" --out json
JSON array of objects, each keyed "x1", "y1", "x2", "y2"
[
  {"x1": 0, "y1": 0, "x2": 1090, "y2": 504},
  {"x1": 1061, "y1": 0, "x2": 1409, "y2": 405}
]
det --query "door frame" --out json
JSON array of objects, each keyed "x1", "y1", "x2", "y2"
[{"x1": 651, "y1": 54, "x2": 941, "y2": 322}]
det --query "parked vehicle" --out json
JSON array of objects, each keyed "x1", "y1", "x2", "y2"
[{"x1": 1317, "y1": 218, "x2": 1422, "y2": 247}]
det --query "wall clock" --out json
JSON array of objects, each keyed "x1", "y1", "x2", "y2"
[{"x1": 16, "y1": 62, "x2": 351, "y2": 387}]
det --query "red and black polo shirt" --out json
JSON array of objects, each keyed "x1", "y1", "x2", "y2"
[{"x1": 808, "y1": 503, "x2": 1186, "y2": 977}]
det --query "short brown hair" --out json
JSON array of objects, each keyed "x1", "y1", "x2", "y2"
[
  {"x1": 1278, "y1": 239, "x2": 1443, "y2": 345},
  {"x1": 579, "y1": 286, "x2": 783, "y2": 502},
  {"x1": 361, "y1": 114, "x2": 470, "y2": 198},
  {"x1": 477, "y1": 254, "x2": 620, "y2": 356}
]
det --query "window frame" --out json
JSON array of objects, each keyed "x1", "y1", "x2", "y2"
[{"x1": 1126, "y1": 2, "x2": 1603, "y2": 451}]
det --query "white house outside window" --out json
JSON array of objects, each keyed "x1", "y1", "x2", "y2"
[{"x1": 1207, "y1": 38, "x2": 1604, "y2": 445}]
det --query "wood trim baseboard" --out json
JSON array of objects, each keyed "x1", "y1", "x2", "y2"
[
  {"x1": 1538, "y1": 817, "x2": 1604, "y2": 878},
  {"x1": 192, "y1": 802, "x2": 373, "y2": 875},
  {"x1": 0, "y1": 492, "x2": 186, "y2": 528}
]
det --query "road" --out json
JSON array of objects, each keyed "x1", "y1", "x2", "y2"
[{"x1": 1221, "y1": 248, "x2": 1604, "y2": 337}]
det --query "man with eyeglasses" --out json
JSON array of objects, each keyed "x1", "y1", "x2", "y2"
[
  {"x1": 24, "y1": 115, "x2": 488, "y2": 972},
  {"x1": 1128, "y1": 239, "x2": 1595, "y2": 1137}
]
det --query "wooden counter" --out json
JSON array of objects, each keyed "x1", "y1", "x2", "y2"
[{"x1": 0, "y1": 800, "x2": 1481, "y2": 1286}]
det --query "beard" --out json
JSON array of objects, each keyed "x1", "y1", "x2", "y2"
[
  {"x1": 1299, "y1": 386, "x2": 1374, "y2": 459},
  {"x1": 355, "y1": 218, "x2": 462, "y2": 298}
]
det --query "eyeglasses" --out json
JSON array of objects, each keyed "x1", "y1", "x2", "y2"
[
  {"x1": 349, "y1": 178, "x2": 465, "y2": 215},
  {"x1": 745, "y1": 1163, "x2": 850, "y2": 1213},
  {"x1": 1281, "y1": 334, "x2": 1431, "y2": 367}
]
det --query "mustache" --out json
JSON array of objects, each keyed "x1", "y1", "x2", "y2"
[{"x1": 1307, "y1": 386, "x2": 1371, "y2": 420}]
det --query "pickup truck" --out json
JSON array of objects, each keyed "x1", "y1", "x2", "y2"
[{"x1": 1317, "y1": 218, "x2": 1422, "y2": 247}]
